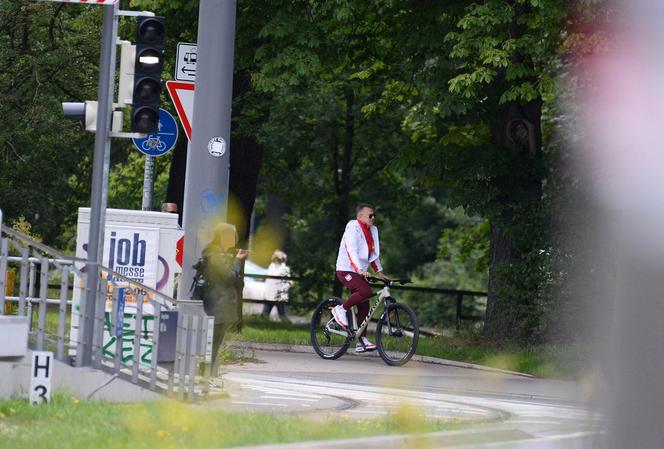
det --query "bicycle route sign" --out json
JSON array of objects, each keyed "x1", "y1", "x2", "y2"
[{"x1": 132, "y1": 108, "x2": 178, "y2": 157}]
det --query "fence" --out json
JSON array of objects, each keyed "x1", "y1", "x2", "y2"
[
  {"x1": 243, "y1": 274, "x2": 487, "y2": 331},
  {"x1": 0, "y1": 224, "x2": 211, "y2": 401}
]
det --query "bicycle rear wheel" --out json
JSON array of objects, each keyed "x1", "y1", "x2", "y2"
[
  {"x1": 310, "y1": 297, "x2": 350, "y2": 360},
  {"x1": 376, "y1": 303, "x2": 419, "y2": 366}
]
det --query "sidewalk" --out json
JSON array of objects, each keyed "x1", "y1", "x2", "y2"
[{"x1": 226, "y1": 340, "x2": 534, "y2": 378}]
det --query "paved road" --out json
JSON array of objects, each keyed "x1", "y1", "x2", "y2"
[{"x1": 203, "y1": 349, "x2": 601, "y2": 448}]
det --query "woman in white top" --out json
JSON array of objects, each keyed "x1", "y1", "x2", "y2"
[{"x1": 262, "y1": 250, "x2": 293, "y2": 322}]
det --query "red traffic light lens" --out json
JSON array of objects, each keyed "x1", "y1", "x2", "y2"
[{"x1": 138, "y1": 19, "x2": 164, "y2": 44}]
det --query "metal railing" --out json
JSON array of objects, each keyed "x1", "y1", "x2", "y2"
[
  {"x1": 244, "y1": 273, "x2": 488, "y2": 331},
  {"x1": 0, "y1": 224, "x2": 211, "y2": 401}
]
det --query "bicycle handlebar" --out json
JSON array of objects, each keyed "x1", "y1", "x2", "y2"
[{"x1": 367, "y1": 277, "x2": 411, "y2": 286}]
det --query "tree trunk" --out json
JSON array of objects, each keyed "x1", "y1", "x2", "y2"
[
  {"x1": 482, "y1": 1, "x2": 545, "y2": 344},
  {"x1": 332, "y1": 87, "x2": 354, "y2": 297},
  {"x1": 164, "y1": 137, "x2": 187, "y2": 225},
  {"x1": 483, "y1": 98, "x2": 543, "y2": 344}
]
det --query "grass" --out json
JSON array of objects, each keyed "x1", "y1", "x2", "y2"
[
  {"x1": 230, "y1": 315, "x2": 585, "y2": 378},
  {"x1": 35, "y1": 310, "x2": 584, "y2": 378},
  {"x1": 0, "y1": 393, "x2": 459, "y2": 449}
]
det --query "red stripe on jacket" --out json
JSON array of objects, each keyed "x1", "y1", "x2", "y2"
[{"x1": 344, "y1": 241, "x2": 360, "y2": 273}]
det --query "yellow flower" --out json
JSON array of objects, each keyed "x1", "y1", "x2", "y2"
[
  {"x1": 156, "y1": 429, "x2": 169, "y2": 438},
  {"x1": 181, "y1": 426, "x2": 189, "y2": 433}
]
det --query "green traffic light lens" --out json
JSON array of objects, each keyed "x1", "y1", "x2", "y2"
[{"x1": 134, "y1": 107, "x2": 159, "y2": 133}]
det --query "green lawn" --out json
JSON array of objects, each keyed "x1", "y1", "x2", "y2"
[
  {"x1": 230, "y1": 316, "x2": 585, "y2": 378},
  {"x1": 35, "y1": 310, "x2": 584, "y2": 378},
  {"x1": 0, "y1": 393, "x2": 458, "y2": 449}
]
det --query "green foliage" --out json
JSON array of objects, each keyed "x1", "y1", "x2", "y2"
[
  {"x1": 0, "y1": 0, "x2": 589, "y2": 346},
  {"x1": 438, "y1": 215, "x2": 490, "y2": 280},
  {"x1": 9, "y1": 216, "x2": 41, "y2": 242},
  {"x1": 107, "y1": 151, "x2": 171, "y2": 211},
  {"x1": 0, "y1": 2, "x2": 100, "y2": 243}
]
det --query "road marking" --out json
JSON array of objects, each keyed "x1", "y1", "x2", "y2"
[
  {"x1": 508, "y1": 420, "x2": 561, "y2": 425},
  {"x1": 260, "y1": 395, "x2": 320, "y2": 402},
  {"x1": 436, "y1": 407, "x2": 490, "y2": 415},
  {"x1": 243, "y1": 385, "x2": 322, "y2": 399},
  {"x1": 346, "y1": 409, "x2": 388, "y2": 415},
  {"x1": 232, "y1": 401, "x2": 288, "y2": 407}
]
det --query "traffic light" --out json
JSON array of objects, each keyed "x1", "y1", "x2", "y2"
[{"x1": 131, "y1": 16, "x2": 165, "y2": 133}]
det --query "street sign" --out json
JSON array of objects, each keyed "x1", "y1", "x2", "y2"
[
  {"x1": 132, "y1": 109, "x2": 178, "y2": 157},
  {"x1": 30, "y1": 351, "x2": 53, "y2": 405},
  {"x1": 166, "y1": 80, "x2": 195, "y2": 141},
  {"x1": 39, "y1": 0, "x2": 118, "y2": 4},
  {"x1": 175, "y1": 42, "x2": 197, "y2": 82}
]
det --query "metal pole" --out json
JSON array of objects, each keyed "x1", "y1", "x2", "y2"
[
  {"x1": 142, "y1": 155, "x2": 155, "y2": 210},
  {"x1": 178, "y1": 0, "x2": 237, "y2": 299},
  {"x1": 80, "y1": 3, "x2": 119, "y2": 367}
]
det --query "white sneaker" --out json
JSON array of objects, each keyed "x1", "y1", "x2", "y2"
[
  {"x1": 360, "y1": 336, "x2": 376, "y2": 351},
  {"x1": 331, "y1": 304, "x2": 348, "y2": 328},
  {"x1": 355, "y1": 342, "x2": 367, "y2": 353}
]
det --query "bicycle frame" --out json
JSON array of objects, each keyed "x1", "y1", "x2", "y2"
[{"x1": 325, "y1": 285, "x2": 394, "y2": 340}]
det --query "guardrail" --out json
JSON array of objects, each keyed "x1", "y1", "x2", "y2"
[{"x1": 0, "y1": 224, "x2": 211, "y2": 401}]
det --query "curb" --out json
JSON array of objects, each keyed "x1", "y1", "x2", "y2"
[{"x1": 226, "y1": 340, "x2": 534, "y2": 378}]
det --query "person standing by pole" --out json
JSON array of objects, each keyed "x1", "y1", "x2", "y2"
[{"x1": 199, "y1": 223, "x2": 248, "y2": 377}]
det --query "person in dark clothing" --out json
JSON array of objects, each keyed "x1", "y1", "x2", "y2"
[{"x1": 200, "y1": 223, "x2": 249, "y2": 376}]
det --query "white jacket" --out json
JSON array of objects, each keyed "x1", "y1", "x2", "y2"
[
  {"x1": 336, "y1": 220, "x2": 383, "y2": 273},
  {"x1": 264, "y1": 262, "x2": 291, "y2": 302}
]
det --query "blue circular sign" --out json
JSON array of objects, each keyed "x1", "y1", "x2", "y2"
[{"x1": 132, "y1": 109, "x2": 179, "y2": 157}]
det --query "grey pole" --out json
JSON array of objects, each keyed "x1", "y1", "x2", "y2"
[
  {"x1": 142, "y1": 155, "x2": 155, "y2": 210},
  {"x1": 79, "y1": 3, "x2": 119, "y2": 367},
  {"x1": 178, "y1": 0, "x2": 237, "y2": 299}
]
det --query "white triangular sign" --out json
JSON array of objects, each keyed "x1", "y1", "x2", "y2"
[{"x1": 166, "y1": 80, "x2": 195, "y2": 141}]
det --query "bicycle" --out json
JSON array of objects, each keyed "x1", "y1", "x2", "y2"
[{"x1": 310, "y1": 277, "x2": 419, "y2": 366}]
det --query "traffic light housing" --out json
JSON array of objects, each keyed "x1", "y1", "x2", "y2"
[
  {"x1": 62, "y1": 101, "x2": 122, "y2": 133},
  {"x1": 117, "y1": 41, "x2": 135, "y2": 106},
  {"x1": 131, "y1": 16, "x2": 165, "y2": 133}
]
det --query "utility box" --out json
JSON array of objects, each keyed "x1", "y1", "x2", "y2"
[
  {"x1": 156, "y1": 310, "x2": 178, "y2": 362},
  {"x1": 0, "y1": 316, "x2": 28, "y2": 357},
  {"x1": 69, "y1": 208, "x2": 184, "y2": 365}
]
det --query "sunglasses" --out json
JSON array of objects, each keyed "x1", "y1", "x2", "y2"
[{"x1": 362, "y1": 213, "x2": 375, "y2": 219}]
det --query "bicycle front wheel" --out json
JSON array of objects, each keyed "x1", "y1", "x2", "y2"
[
  {"x1": 310, "y1": 297, "x2": 350, "y2": 360},
  {"x1": 376, "y1": 303, "x2": 419, "y2": 366}
]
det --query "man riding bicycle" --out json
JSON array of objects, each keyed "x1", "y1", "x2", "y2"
[{"x1": 332, "y1": 203, "x2": 390, "y2": 353}]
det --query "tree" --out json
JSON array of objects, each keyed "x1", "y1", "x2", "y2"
[
  {"x1": 386, "y1": 0, "x2": 568, "y2": 343},
  {"x1": 0, "y1": 1, "x2": 103, "y2": 245}
]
